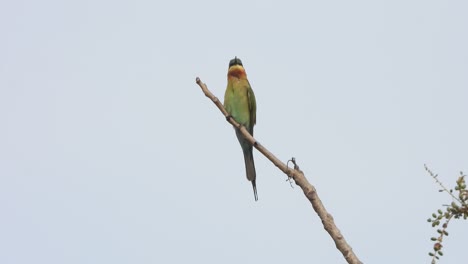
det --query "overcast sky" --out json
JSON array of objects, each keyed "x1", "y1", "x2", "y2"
[{"x1": 1, "y1": 0, "x2": 467, "y2": 263}]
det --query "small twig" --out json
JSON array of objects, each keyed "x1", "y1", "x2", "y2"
[
  {"x1": 424, "y1": 164, "x2": 461, "y2": 203},
  {"x1": 196, "y1": 77, "x2": 362, "y2": 264},
  {"x1": 285, "y1": 158, "x2": 296, "y2": 188}
]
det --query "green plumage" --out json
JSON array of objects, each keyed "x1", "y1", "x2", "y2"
[{"x1": 224, "y1": 57, "x2": 258, "y2": 201}]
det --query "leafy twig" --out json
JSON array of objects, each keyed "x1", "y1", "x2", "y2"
[{"x1": 426, "y1": 165, "x2": 467, "y2": 263}]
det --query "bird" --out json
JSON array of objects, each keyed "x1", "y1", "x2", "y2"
[{"x1": 223, "y1": 57, "x2": 258, "y2": 201}]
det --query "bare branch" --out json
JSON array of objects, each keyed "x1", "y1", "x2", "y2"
[{"x1": 196, "y1": 77, "x2": 363, "y2": 264}]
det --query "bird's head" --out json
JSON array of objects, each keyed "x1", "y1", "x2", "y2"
[
  {"x1": 229, "y1": 57, "x2": 243, "y2": 67},
  {"x1": 227, "y1": 57, "x2": 247, "y2": 79}
]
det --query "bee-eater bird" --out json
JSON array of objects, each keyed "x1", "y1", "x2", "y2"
[{"x1": 224, "y1": 57, "x2": 258, "y2": 201}]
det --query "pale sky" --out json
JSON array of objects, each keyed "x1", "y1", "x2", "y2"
[{"x1": 1, "y1": 1, "x2": 467, "y2": 263}]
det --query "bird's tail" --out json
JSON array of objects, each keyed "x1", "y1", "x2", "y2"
[
  {"x1": 251, "y1": 179, "x2": 258, "y2": 201},
  {"x1": 243, "y1": 147, "x2": 258, "y2": 201}
]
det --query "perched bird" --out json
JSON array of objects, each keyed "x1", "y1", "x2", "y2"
[{"x1": 224, "y1": 57, "x2": 258, "y2": 201}]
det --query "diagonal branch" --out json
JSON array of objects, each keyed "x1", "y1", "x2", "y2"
[{"x1": 196, "y1": 77, "x2": 362, "y2": 264}]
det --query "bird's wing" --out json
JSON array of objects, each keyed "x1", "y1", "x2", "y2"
[{"x1": 247, "y1": 81, "x2": 257, "y2": 128}]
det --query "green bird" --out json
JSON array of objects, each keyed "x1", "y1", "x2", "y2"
[{"x1": 224, "y1": 57, "x2": 258, "y2": 201}]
